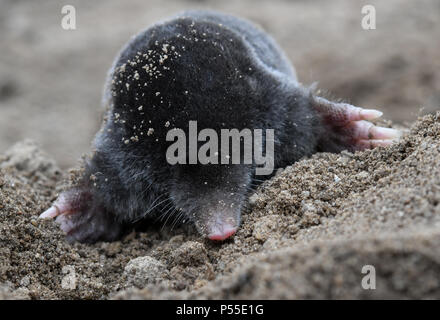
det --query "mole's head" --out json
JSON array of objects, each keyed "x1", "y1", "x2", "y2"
[{"x1": 168, "y1": 163, "x2": 252, "y2": 240}]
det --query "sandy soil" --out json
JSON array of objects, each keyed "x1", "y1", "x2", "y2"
[
  {"x1": 0, "y1": 0, "x2": 440, "y2": 300},
  {"x1": 1, "y1": 112, "x2": 440, "y2": 299}
]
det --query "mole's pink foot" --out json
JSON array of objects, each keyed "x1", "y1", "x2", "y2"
[
  {"x1": 40, "y1": 190, "x2": 89, "y2": 235},
  {"x1": 313, "y1": 97, "x2": 401, "y2": 152},
  {"x1": 39, "y1": 189, "x2": 121, "y2": 243}
]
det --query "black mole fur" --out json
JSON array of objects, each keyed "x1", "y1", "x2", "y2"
[{"x1": 65, "y1": 10, "x2": 338, "y2": 243}]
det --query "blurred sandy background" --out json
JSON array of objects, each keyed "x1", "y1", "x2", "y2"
[{"x1": 0, "y1": 0, "x2": 439, "y2": 168}]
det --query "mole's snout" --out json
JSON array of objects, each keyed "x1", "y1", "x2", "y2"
[
  {"x1": 204, "y1": 213, "x2": 239, "y2": 241},
  {"x1": 207, "y1": 224, "x2": 237, "y2": 241}
]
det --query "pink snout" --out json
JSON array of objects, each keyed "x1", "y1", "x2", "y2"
[{"x1": 207, "y1": 223, "x2": 237, "y2": 241}]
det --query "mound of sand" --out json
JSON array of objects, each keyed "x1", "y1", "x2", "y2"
[{"x1": 1, "y1": 113, "x2": 440, "y2": 299}]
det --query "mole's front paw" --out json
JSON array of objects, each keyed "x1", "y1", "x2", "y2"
[
  {"x1": 313, "y1": 96, "x2": 401, "y2": 152},
  {"x1": 39, "y1": 189, "x2": 122, "y2": 243}
]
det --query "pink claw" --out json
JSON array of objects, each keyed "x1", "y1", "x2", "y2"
[
  {"x1": 39, "y1": 193, "x2": 72, "y2": 219},
  {"x1": 349, "y1": 120, "x2": 401, "y2": 141},
  {"x1": 39, "y1": 205, "x2": 60, "y2": 219},
  {"x1": 314, "y1": 97, "x2": 384, "y2": 125},
  {"x1": 39, "y1": 193, "x2": 80, "y2": 235},
  {"x1": 369, "y1": 126, "x2": 401, "y2": 140},
  {"x1": 359, "y1": 109, "x2": 383, "y2": 121}
]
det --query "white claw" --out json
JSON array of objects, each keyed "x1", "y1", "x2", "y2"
[
  {"x1": 39, "y1": 206, "x2": 60, "y2": 219},
  {"x1": 371, "y1": 126, "x2": 401, "y2": 140},
  {"x1": 360, "y1": 109, "x2": 383, "y2": 120}
]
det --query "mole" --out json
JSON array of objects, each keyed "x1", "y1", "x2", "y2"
[{"x1": 39, "y1": 10, "x2": 400, "y2": 243}]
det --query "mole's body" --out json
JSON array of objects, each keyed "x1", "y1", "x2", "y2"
[{"x1": 40, "y1": 11, "x2": 399, "y2": 242}]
